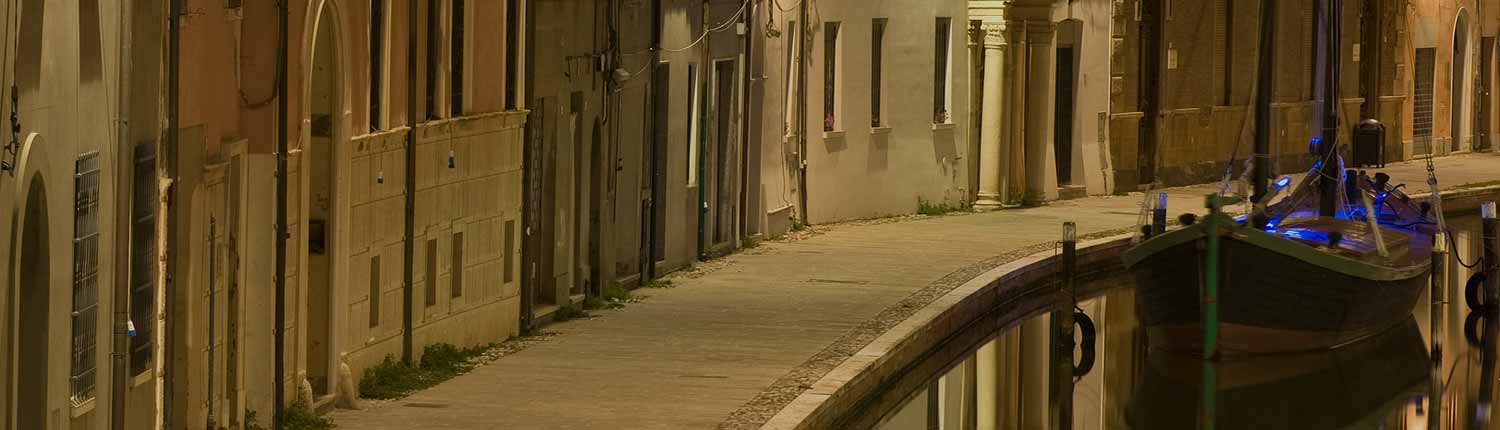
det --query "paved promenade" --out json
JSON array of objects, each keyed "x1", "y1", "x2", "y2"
[{"x1": 329, "y1": 153, "x2": 1500, "y2": 429}]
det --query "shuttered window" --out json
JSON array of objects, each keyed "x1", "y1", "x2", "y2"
[{"x1": 130, "y1": 145, "x2": 157, "y2": 375}]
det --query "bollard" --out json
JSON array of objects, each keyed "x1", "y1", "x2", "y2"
[
  {"x1": 1430, "y1": 230, "x2": 1448, "y2": 430},
  {"x1": 1152, "y1": 191, "x2": 1169, "y2": 236},
  {"x1": 1484, "y1": 203, "x2": 1499, "y2": 309},
  {"x1": 1049, "y1": 223, "x2": 1078, "y2": 430}
]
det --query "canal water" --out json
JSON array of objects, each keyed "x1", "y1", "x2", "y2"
[{"x1": 870, "y1": 216, "x2": 1498, "y2": 430}]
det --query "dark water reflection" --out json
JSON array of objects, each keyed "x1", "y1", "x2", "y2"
[{"x1": 873, "y1": 216, "x2": 1498, "y2": 430}]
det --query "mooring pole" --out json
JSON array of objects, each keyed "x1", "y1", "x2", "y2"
[
  {"x1": 1203, "y1": 195, "x2": 1221, "y2": 360},
  {"x1": 1050, "y1": 222, "x2": 1078, "y2": 430},
  {"x1": 1430, "y1": 230, "x2": 1448, "y2": 430},
  {"x1": 1151, "y1": 191, "x2": 1168, "y2": 236},
  {"x1": 1479, "y1": 202, "x2": 1499, "y2": 429},
  {"x1": 1484, "y1": 202, "x2": 1499, "y2": 310}
]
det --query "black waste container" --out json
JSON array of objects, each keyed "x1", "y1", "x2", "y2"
[{"x1": 1354, "y1": 119, "x2": 1385, "y2": 168}]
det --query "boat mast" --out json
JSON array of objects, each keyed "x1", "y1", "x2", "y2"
[
  {"x1": 1319, "y1": 0, "x2": 1342, "y2": 217},
  {"x1": 1252, "y1": 0, "x2": 1278, "y2": 203}
]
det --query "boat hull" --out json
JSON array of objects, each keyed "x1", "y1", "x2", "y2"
[{"x1": 1124, "y1": 223, "x2": 1429, "y2": 355}]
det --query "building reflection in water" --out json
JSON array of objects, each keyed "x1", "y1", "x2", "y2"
[{"x1": 871, "y1": 216, "x2": 1497, "y2": 430}]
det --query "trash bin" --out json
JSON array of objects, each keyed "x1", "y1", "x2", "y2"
[{"x1": 1354, "y1": 119, "x2": 1386, "y2": 168}]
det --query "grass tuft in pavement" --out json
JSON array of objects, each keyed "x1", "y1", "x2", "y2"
[{"x1": 358, "y1": 343, "x2": 494, "y2": 400}]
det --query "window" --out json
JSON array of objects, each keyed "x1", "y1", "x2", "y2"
[
  {"x1": 1415, "y1": 48, "x2": 1436, "y2": 154},
  {"x1": 503, "y1": 220, "x2": 515, "y2": 283},
  {"x1": 369, "y1": 256, "x2": 380, "y2": 327},
  {"x1": 687, "y1": 63, "x2": 700, "y2": 186},
  {"x1": 451, "y1": 232, "x2": 463, "y2": 298},
  {"x1": 934, "y1": 18, "x2": 952, "y2": 124},
  {"x1": 505, "y1": 0, "x2": 520, "y2": 110},
  {"x1": 871, "y1": 18, "x2": 887, "y2": 127},
  {"x1": 426, "y1": 0, "x2": 441, "y2": 119},
  {"x1": 369, "y1": 0, "x2": 385, "y2": 131},
  {"x1": 72, "y1": 152, "x2": 101, "y2": 404},
  {"x1": 824, "y1": 22, "x2": 841, "y2": 132},
  {"x1": 451, "y1": 0, "x2": 465, "y2": 116},
  {"x1": 783, "y1": 19, "x2": 799, "y2": 136},
  {"x1": 130, "y1": 145, "x2": 157, "y2": 376},
  {"x1": 425, "y1": 238, "x2": 438, "y2": 306}
]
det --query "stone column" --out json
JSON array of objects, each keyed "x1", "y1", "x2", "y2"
[
  {"x1": 1006, "y1": 20, "x2": 1029, "y2": 202},
  {"x1": 1024, "y1": 20, "x2": 1058, "y2": 201},
  {"x1": 976, "y1": 24, "x2": 1010, "y2": 210}
]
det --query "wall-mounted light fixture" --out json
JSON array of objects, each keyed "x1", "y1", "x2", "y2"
[
  {"x1": 377, "y1": 171, "x2": 385, "y2": 184},
  {"x1": 448, "y1": 150, "x2": 456, "y2": 169}
]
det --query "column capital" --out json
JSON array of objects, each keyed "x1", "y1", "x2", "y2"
[{"x1": 982, "y1": 23, "x2": 1008, "y2": 48}]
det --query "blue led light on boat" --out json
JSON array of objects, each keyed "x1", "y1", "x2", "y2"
[
  {"x1": 1280, "y1": 227, "x2": 1330, "y2": 243},
  {"x1": 1275, "y1": 176, "x2": 1292, "y2": 189}
]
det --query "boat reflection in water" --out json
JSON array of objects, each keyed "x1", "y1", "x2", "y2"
[
  {"x1": 867, "y1": 216, "x2": 1497, "y2": 430},
  {"x1": 1128, "y1": 318, "x2": 1429, "y2": 430}
]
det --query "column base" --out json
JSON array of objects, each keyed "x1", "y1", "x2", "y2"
[{"x1": 975, "y1": 194, "x2": 1020, "y2": 210}]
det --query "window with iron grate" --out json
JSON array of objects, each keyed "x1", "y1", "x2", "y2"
[{"x1": 72, "y1": 152, "x2": 101, "y2": 404}]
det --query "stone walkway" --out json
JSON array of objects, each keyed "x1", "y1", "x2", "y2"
[{"x1": 328, "y1": 153, "x2": 1500, "y2": 429}]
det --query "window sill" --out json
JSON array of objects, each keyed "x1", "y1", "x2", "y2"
[
  {"x1": 871, "y1": 126, "x2": 892, "y2": 135},
  {"x1": 131, "y1": 369, "x2": 154, "y2": 388},
  {"x1": 931, "y1": 122, "x2": 956, "y2": 131},
  {"x1": 71, "y1": 398, "x2": 96, "y2": 418},
  {"x1": 822, "y1": 130, "x2": 847, "y2": 139}
]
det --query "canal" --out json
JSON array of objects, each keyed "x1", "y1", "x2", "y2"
[{"x1": 868, "y1": 216, "x2": 1497, "y2": 430}]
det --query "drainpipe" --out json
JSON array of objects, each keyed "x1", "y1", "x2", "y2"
[
  {"x1": 697, "y1": 0, "x2": 710, "y2": 259},
  {"x1": 273, "y1": 0, "x2": 289, "y2": 427},
  {"x1": 109, "y1": 1, "x2": 133, "y2": 429},
  {"x1": 737, "y1": 2, "x2": 753, "y2": 243},
  {"x1": 795, "y1": 1, "x2": 808, "y2": 226},
  {"x1": 403, "y1": 0, "x2": 419, "y2": 365},
  {"x1": 165, "y1": 0, "x2": 181, "y2": 428},
  {"x1": 520, "y1": 0, "x2": 536, "y2": 330}
]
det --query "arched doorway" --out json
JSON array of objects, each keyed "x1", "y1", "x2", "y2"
[
  {"x1": 1453, "y1": 9, "x2": 1471, "y2": 153},
  {"x1": 13, "y1": 177, "x2": 49, "y2": 430},
  {"x1": 305, "y1": 5, "x2": 339, "y2": 398}
]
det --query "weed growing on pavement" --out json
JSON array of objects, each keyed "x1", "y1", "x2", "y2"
[
  {"x1": 358, "y1": 343, "x2": 493, "y2": 400},
  {"x1": 283, "y1": 402, "x2": 336, "y2": 430},
  {"x1": 917, "y1": 198, "x2": 966, "y2": 216},
  {"x1": 602, "y1": 286, "x2": 632, "y2": 302},
  {"x1": 643, "y1": 278, "x2": 676, "y2": 289},
  {"x1": 552, "y1": 304, "x2": 591, "y2": 321}
]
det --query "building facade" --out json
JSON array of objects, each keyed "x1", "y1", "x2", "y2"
[{"x1": 165, "y1": 0, "x2": 527, "y2": 426}]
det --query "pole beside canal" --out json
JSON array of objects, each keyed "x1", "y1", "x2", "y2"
[
  {"x1": 1203, "y1": 195, "x2": 1222, "y2": 360},
  {"x1": 1050, "y1": 222, "x2": 1078, "y2": 430},
  {"x1": 1430, "y1": 230, "x2": 1448, "y2": 430}
]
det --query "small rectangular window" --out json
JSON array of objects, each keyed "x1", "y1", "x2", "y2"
[
  {"x1": 425, "y1": 0, "x2": 441, "y2": 119},
  {"x1": 784, "y1": 20, "x2": 799, "y2": 136},
  {"x1": 369, "y1": 256, "x2": 380, "y2": 327},
  {"x1": 425, "y1": 238, "x2": 438, "y2": 306},
  {"x1": 934, "y1": 18, "x2": 952, "y2": 124},
  {"x1": 451, "y1": 232, "x2": 464, "y2": 298},
  {"x1": 451, "y1": 0, "x2": 465, "y2": 117},
  {"x1": 505, "y1": 0, "x2": 520, "y2": 110},
  {"x1": 824, "y1": 22, "x2": 841, "y2": 132},
  {"x1": 369, "y1": 0, "x2": 385, "y2": 131},
  {"x1": 687, "y1": 63, "x2": 700, "y2": 186},
  {"x1": 72, "y1": 152, "x2": 101, "y2": 405},
  {"x1": 871, "y1": 18, "x2": 887, "y2": 127},
  {"x1": 503, "y1": 220, "x2": 516, "y2": 283}
]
